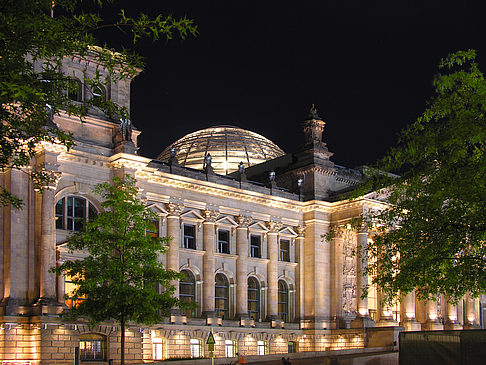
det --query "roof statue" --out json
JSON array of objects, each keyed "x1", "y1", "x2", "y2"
[{"x1": 308, "y1": 104, "x2": 321, "y2": 120}]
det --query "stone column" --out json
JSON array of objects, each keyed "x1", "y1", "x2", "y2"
[
  {"x1": 202, "y1": 209, "x2": 219, "y2": 317},
  {"x1": 295, "y1": 225, "x2": 305, "y2": 322},
  {"x1": 423, "y1": 297, "x2": 444, "y2": 330},
  {"x1": 3, "y1": 168, "x2": 30, "y2": 315},
  {"x1": 266, "y1": 221, "x2": 281, "y2": 320},
  {"x1": 400, "y1": 291, "x2": 421, "y2": 331},
  {"x1": 330, "y1": 226, "x2": 344, "y2": 326},
  {"x1": 464, "y1": 293, "x2": 478, "y2": 328},
  {"x1": 166, "y1": 203, "x2": 183, "y2": 299},
  {"x1": 444, "y1": 296, "x2": 461, "y2": 330},
  {"x1": 235, "y1": 215, "x2": 251, "y2": 320},
  {"x1": 351, "y1": 230, "x2": 374, "y2": 328}
]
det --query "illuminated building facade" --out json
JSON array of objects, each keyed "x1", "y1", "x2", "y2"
[{"x1": 0, "y1": 56, "x2": 484, "y2": 364}]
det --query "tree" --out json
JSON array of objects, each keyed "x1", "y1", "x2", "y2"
[
  {"x1": 54, "y1": 176, "x2": 184, "y2": 365},
  {"x1": 0, "y1": 0, "x2": 197, "y2": 208},
  {"x1": 360, "y1": 50, "x2": 486, "y2": 304}
]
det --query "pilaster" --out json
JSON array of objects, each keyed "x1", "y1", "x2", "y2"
[
  {"x1": 265, "y1": 220, "x2": 282, "y2": 321},
  {"x1": 235, "y1": 215, "x2": 251, "y2": 322},
  {"x1": 166, "y1": 203, "x2": 183, "y2": 308},
  {"x1": 294, "y1": 225, "x2": 305, "y2": 322},
  {"x1": 202, "y1": 209, "x2": 219, "y2": 319},
  {"x1": 399, "y1": 291, "x2": 421, "y2": 331}
]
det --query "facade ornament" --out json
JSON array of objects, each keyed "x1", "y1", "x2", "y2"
[
  {"x1": 119, "y1": 118, "x2": 133, "y2": 142},
  {"x1": 235, "y1": 215, "x2": 252, "y2": 227},
  {"x1": 307, "y1": 103, "x2": 322, "y2": 120},
  {"x1": 265, "y1": 220, "x2": 282, "y2": 233},
  {"x1": 295, "y1": 225, "x2": 306, "y2": 237},
  {"x1": 237, "y1": 161, "x2": 247, "y2": 182},
  {"x1": 342, "y1": 229, "x2": 357, "y2": 313},
  {"x1": 201, "y1": 209, "x2": 219, "y2": 222},
  {"x1": 166, "y1": 202, "x2": 184, "y2": 217},
  {"x1": 168, "y1": 146, "x2": 179, "y2": 167}
]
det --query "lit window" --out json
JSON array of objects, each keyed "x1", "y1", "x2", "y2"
[
  {"x1": 215, "y1": 273, "x2": 229, "y2": 319},
  {"x1": 183, "y1": 224, "x2": 196, "y2": 249},
  {"x1": 152, "y1": 338, "x2": 166, "y2": 360},
  {"x1": 247, "y1": 277, "x2": 260, "y2": 320},
  {"x1": 179, "y1": 270, "x2": 196, "y2": 318},
  {"x1": 250, "y1": 235, "x2": 261, "y2": 258},
  {"x1": 190, "y1": 339, "x2": 202, "y2": 358},
  {"x1": 257, "y1": 340, "x2": 268, "y2": 355},
  {"x1": 146, "y1": 219, "x2": 159, "y2": 238},
  {"x1": 279, "y1": 239, "x2": 290, "y2": 262},
  {"x1": 55, "y1": 196, "x2": 97, "y2": 231},
  {"x1": 225, "y1": 340, "x2": 236, "y2": 358},
  {"x1": 288, "y1": 341, "x2": 297, "y2": 353},
  {"x1": 218, "y1": 230, "x2": 230, "y2": 254},
  {"x1": 80, "y1": 333, "x2": 106, "y2": 361},
  {"x1": 278, "y1": 280, "x2": 289, "y2": 322},
  {"x1": 64, "y1": 274, "x2": 85, "y2": 308}
]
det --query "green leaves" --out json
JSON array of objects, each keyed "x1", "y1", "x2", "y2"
[
  {"x1": 1, "y1": 0, "x2": 197, "y2": 208},
  {"x1": 54, "y1": 176, "x2": 183, "y2": 326},
  {"x1": 360, "y1": 50, "x2": 486, "y2": 305}
]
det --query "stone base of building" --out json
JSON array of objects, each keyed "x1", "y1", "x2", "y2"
[
  {"x1": 422, "y1": 319, "x2": 444, "y2": 330},
  {"x1": 400, "y1": 318, "x2": 422, "y2": 331},
  {"x1": 350, "y1": 315, "x2": 375, "y2": 329}
]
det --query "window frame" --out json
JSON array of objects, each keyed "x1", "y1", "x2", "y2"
[
  {"x1": 179, "y1": 269, "x2": 196, "y2": 318},
  {"x1": 183, "y1": 224, "x2": 196, "y2": 250},
  {"x1": 247, "y1": 277, "x2": 260, "y2": 320},
  {"x1": 215, "y1": 273, "x2": 229, "y2": 319},
  {"x1": 250, "y1": 234, "x2": 262, "y2": 258},
  {"x1": 79, "y1": 333, "x2": 107, "y2": 361},
  {"x1": 55, "y1": 196, "x2": 97, "y2": 232},
  {"x1": 278, "y1": 280, "x2": 289, "y2": 322},
  {"x1": 217, "y1": 229, "x2": 230, "y2": 254},
  {"x1": 279, "y1": 239, "x2": 290, "y2": 262}
]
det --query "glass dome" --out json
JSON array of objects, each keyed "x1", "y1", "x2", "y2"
[{"x1": 158, "y1": 125, "x2": 285, "y2": 175}]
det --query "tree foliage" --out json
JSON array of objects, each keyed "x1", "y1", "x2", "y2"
[
  {"x1": 360, "y1": 50, "x2": 486, "y2": 304},
  {"x1": 54, "y1": 176, "x2": 184, "y2": 365},
  {"x1": 0, "y1": 0, "x2": 197, "y2": 208}
]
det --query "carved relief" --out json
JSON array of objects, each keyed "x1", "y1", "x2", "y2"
[
  {"x1": 341, "y1": 228, "x2": 357, "y2": 313},
  {"x1": 201, "y1": 209, "x2": 219, "y2": 222},
  {"x1": 166, "y1": 202, "x2": 184, "y2": 217}
]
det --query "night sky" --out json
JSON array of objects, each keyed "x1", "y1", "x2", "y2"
[{"x1": 96, "y1": 0, "x2": 486, "y2": 168}]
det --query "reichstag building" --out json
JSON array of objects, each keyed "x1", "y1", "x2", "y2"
[{"x1": 1, "y1": 55, "x2": 484, "y2": 364}]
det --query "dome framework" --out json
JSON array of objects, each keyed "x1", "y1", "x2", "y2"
[{"x1": 158, "y1": 126, "x2": 285, "y2": 175}]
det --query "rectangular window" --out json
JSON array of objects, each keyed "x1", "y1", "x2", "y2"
[
  {"x1": 152, "y1": 338, "x2": 164, "y2": 360},
  {"x1": 183, "y1": 224, "x2": 196, "y2": 249},
  {"x1": 146, "y1": 219, "x2": 159, "y2": 238},
  {"x1": 218, "y1": 230, "x2": 230, "y2": 254},
  {"x1": 225, "y1": 340, "x2": 236, "y2": 358},
  {"x1": 257, "y1": 340, "x2": 268, "y2": 355},
  {"x1": 190, "y1": 339, "x2": 202, "y2": 358},
  {"x1": 279, "y1": 239, "x2": 290, "y2": 262},
  {"x1": 250, "y1": 235, "x2": 261, "y2": 258},
  {"x1": 288, "y1": 341, "x2": 297, "y2": 353}
]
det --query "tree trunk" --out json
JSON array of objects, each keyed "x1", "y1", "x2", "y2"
[{"x1": 120, "y1": 315, "x2": 125, "y2": 365}]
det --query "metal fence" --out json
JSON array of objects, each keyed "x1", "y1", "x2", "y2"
[{"x1": 399, "y1": 330, "x2": 486, "y2": 365}]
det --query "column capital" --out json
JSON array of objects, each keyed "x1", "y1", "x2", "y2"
[
  {"x1": 236, "y1": 215, "x2": 252, "y2": 227},
  {"x1": 296, "y1": 224, "x2": 306, "y2": 237},
  {"x1": 266, "y1": 220, "x2": 282, "y2": 233},
  {"x1": 166, "y1": 202, "x2": 184, "y2": 217},
  {"x1": 201, "y1": 209, "x2": 219, "y2": 222},
  {"x1": 33, "y1": 168, "x2": 61, "y2": 191}
]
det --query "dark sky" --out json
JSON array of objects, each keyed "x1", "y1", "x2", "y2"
[{"x1": 97, "y1": 0, "x2": 486, "y2": 168}]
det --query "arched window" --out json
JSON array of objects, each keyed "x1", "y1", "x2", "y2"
[
  {"x1": 215, "y1": 273, "x2": 229, "y2": 319},
  {"x1": 92, "y1": 84, "x2": 106, "y2": 106},
  {"x1": 79, "y1": 333, "x2": 106, "y2": 361},
  {"x1": 179, "y1": 270, "x2": 196, "y2": 318},
  {"x1": 247, "y1": 277, "x2": 260, "y2": 320},
  {"x1": 68, "y1": 78, "x2": 83, "y2": 102},
  {"x1": 278, "y1": 280, "x2": 289, "y2": 322},
  {"x1": 56, "y1": 196, "x2": 97, "y2": 231}
]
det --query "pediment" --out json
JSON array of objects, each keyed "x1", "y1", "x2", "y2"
[
  {"x1": 181, "y1": 209, "x2": 204, "y2": 222},
  {"x1": 248, "y1": 221, "x2": 268, "y2": 232},
  {"x1": 216, "y1": 216, "x2": 238, "y2": 227},
  {"x1": 146, "y1": 203, "x2": 168, "y2": 216},
  {"x1": 279, "y1": 226, "x2": 297, "y2": 237}
]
